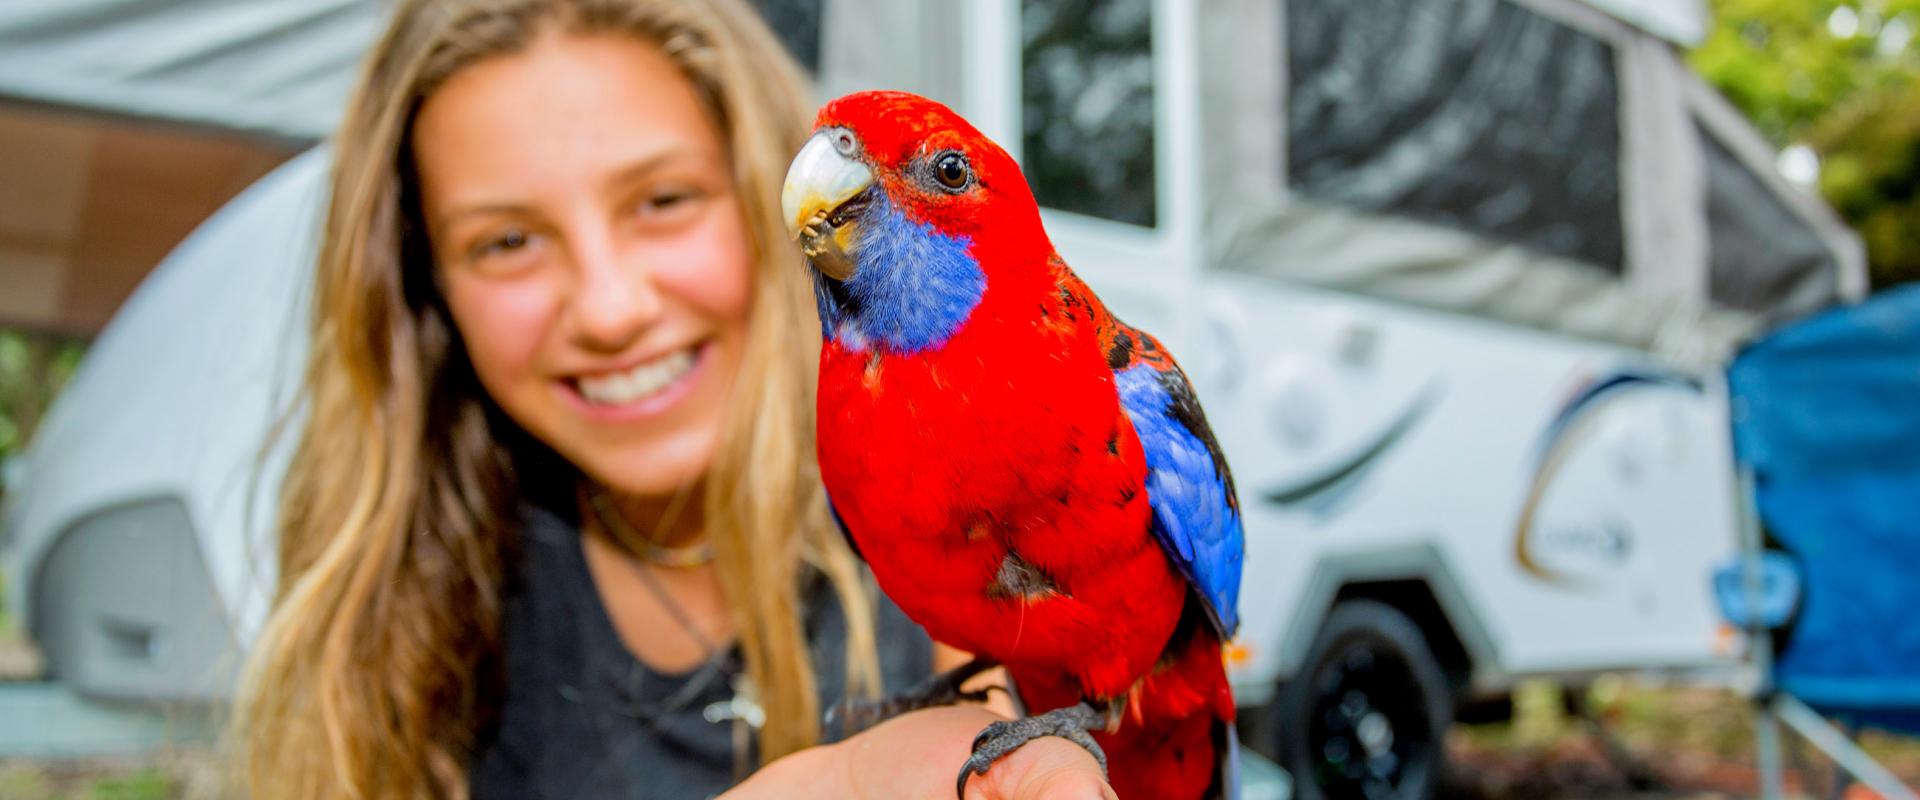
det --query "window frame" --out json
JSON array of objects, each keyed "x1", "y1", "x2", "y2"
[
  {"x1": 1681, "y1": 71, "x2": 1867, "y2": 307},
  {"x1": 1273, "y1": 0, "x2": 1640, "y2": 276},
  {"x1": 964, "y1": 0, "x2": 1207, "y2": 320}
]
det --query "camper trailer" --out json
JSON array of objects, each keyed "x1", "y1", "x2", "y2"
[
  {"x1": 2, "y1": 0, "x2": 1864, "y2": 797},
  {"x1": 911, "y1": 2, "x2": 1861, "y2": 797}
]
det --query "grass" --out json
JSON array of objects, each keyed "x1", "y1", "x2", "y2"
[
  {"x1": 0, "y1": 763, "x2": 182, "y2": 800},
  {"x1": 0, "y1": 756, "x2": 207, "y2": 800},
  {"x1": 83, "y1": 769, "x2": 178, "y2": 800}
]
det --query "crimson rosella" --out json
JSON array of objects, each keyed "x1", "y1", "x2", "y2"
[{"x1": 782, "y1": 91, "x2": 1244, "y2": 800}]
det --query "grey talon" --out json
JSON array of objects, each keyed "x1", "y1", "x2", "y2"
[
  {"x1": 952, "y1": 701, "x2": 1111, "y2": 797},
  {"x1": 955, "y1": 755, "x2": 989, "y2": 799}
]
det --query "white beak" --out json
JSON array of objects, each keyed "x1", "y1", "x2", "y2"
[{"x1": 782, "y1": 130, "x2": 874, "y2": 237}]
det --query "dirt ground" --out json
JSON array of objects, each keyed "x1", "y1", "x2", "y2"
[
  {"x1": 3, "y1": 682, "x2": 1918, "y2": 798},
  {"x1": 1444, "y1": 680, "x2": 1920, "y2": 800}
]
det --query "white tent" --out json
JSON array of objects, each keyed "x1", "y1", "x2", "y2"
[
  {"x1": 2, "y1": 149, "x2": 325, "y2": 702},
  {"x1": 1585, "y1": 0, "x2": 1708, "y2": 44}
]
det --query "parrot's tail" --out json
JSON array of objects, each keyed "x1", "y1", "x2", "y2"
[{"x1": 1100, "y1": 597, "x2": 1239, "y2": 800}]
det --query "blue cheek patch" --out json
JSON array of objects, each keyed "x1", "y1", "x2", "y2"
[{"x1": 815, "y1": 192, "x2": 985, "y2": 354}]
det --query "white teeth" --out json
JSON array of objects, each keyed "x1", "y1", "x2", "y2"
[{"x1": 578, "y1": 349, "x2": 696, "y2": 406}]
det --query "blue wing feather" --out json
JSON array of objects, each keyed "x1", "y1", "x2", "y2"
[{"x1": 1115, "y1": 355, "x2": 1245, "y2": 638}]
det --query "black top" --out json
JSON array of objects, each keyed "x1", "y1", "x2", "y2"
[{"x1": 470, "y1": 506, "x2": 933, "y2": 800}]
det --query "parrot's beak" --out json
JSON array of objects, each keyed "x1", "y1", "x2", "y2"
[{"x1": 782, "y1": 129, "x2": 873, "y2": 281}]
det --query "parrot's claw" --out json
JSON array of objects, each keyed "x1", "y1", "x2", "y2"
[
  {"x1": 954, "y1": 702, "x2": 1109, "y2": 799},
  {"x1": 828, "y1": 657, "x2": 1001, "y2": 734}
]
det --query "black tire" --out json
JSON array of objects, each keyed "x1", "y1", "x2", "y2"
[{"x1": 1271, "y1": 599, "x2": 1453, "y2": 800}]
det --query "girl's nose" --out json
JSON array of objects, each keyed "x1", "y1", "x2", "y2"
[{"x1": 564, "y1": 236, "x2": 663, "y2": 352}]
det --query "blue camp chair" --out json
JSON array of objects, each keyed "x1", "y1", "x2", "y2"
[{"x1": 1723, "y1": 284, "x2": 1920, "y2": 800}]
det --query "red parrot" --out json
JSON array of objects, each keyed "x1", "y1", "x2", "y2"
[{"x1": 783, "y1": 91, "x2": 1244, "y2": 800}]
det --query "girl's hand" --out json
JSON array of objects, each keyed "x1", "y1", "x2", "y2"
[{"x1": 722, "y1": 705, "x2": 1115, "y2": 800}]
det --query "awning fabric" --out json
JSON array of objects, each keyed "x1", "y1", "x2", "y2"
[{"x1": 0, "y1": 0, "x2": 384, "y2": 140}]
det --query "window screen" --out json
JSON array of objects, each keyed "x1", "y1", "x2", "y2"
[
  {"x1": 1699, "y1": 127, "x2": 1836, "y2": 313},
  {"x1": 1021, "y1": 0, "x2": 1157, "y2": 228},
  {"x1": 1286, "y1": 0, "x2": 1624, "y2": 271},
  {"x1": 748, "y1": 0, "x2": 823, "y2": 73}
]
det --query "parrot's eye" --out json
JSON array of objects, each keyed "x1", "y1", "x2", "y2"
[{"x1": 932, "y1": 151, "x2": 971, "y2": 191}]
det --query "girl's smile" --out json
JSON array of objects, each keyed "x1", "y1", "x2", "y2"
[{"x1": 565, "y1": 339, "x2": 710, "y2": 420}]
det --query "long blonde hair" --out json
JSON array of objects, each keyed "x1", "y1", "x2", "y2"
[{"x1": 232, "y1": 1, "x2": 878, "y2": 797}]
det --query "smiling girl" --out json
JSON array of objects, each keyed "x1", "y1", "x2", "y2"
[{"x1": 230, "y1": 1, "x2": 1108, "y2": 798}]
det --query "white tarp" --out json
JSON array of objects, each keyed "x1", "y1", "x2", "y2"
[
  {"x1": 0, "y1": 0, "x2": 384, "y2": 140},
  {"x1": 1581, "y1": 0, "x2": 1708, "y2": 44}
]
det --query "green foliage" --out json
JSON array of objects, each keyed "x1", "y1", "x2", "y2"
[
  {"x1": 1693, "y1": 0, "x2": 1920, "y2": 142},
  {"x1": 0, "y1": 328, "x2": 82, "y2": 635},
  {"x1": 85, "y1": 769, "x2": 178, "y2": 800},
  {"x1": 1692, "y1": 0, "x2": 1920, "y2": 286},
  {"x1": 1812, "y1": 78, "x2": 1920, "y2": 287},
  {"x1": 0, "y1": 759, "x2": 196, "y2": 798},
  {"x1": 0, "y1": 764, "x2": 184, "y2": 800},
  {"x1": 0, "y1": 328, "x2": 87, "y2": 488}
]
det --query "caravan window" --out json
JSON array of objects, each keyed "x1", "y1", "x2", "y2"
[
  {"x1": 749, "y1": 0, "x2": 823, "y2": 72},
  {"x1": 1699, "y1": 126, "x2": 1837, "y2": 312},
  {"x1": 1021, "y1": 0, "x2": 1158, "y2": 228},
  {"x1": 1285, "y1": 0, "x2": 1625, "y2": 272}
]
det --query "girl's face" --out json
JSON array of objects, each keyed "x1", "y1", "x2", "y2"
[{"x1": 414, "y1": 31, "x2": 753, "y2": 500}]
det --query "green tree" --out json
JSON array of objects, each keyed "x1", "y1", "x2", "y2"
[
  {"x1": 0, "y1": 329, "x2": 87, "y2": 498},
  {"x1": 1812, "y1": 77, "x2": 1920, "y2": 287},
  {"x1": 1693, "y1": 0, "x2": 1920, "y2": 286}
]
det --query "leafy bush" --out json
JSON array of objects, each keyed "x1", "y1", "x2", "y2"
[
  {"x1": 0, "y1": 329, "x2": 87, "y2": 495},
  {"x1": 1693, "y1": 0, "x2": 1920, "y2": 287}
]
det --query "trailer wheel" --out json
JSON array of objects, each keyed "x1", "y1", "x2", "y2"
[{"x1": 1273, "y1": 599, "x2": 1453, "y2": 800}]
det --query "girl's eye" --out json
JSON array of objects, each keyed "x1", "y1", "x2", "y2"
[
  {"x1": 464, "y1": 228, "x2": 543, "y2": 273},
  {"x1": 639, "y1": 188, "x2": 702, "y2": 215},
  {"x1": 478, "y1": 229, "x2": 530, "y2": 256}
]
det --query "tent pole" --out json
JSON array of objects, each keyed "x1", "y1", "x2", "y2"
[
  {"x1": 1755, "y1": 706, "x2": 1786, "y2": 800},
  {"x1": 1735, "y1": 464, "x2": 1786, "y2": 800},
  {"x1": 1773, "y1": 696, "x2": 1917, "y2": 800}
]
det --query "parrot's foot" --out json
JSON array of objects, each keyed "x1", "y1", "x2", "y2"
[
  {"x1": 955, "y1": 702, "x2": 1109, "y2": 799},
  {"x1": 828, "y1": 656, "x2": 1002, "y2": 734}
]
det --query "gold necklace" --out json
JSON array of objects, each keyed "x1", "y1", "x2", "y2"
[{"x1": 586, "y1": 486, "x2": 717, "y2": 569}]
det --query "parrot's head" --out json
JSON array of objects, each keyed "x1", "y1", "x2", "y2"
[{"x1": 781, "y1": 91, "x2": 1043, "y2": 352}]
